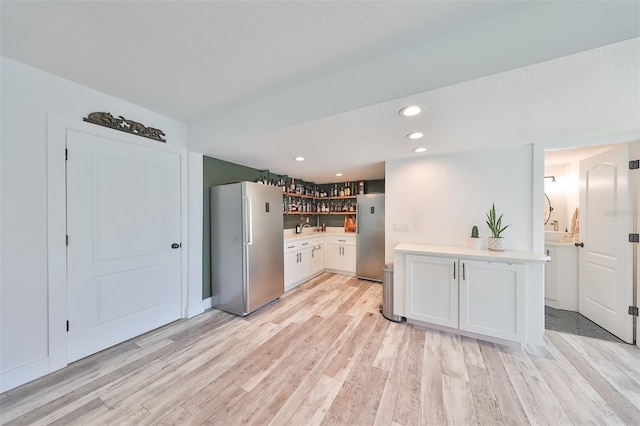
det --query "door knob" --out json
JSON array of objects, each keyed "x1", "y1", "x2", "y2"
[
  {"x1": 171, "y1": 243, "x2": 181, "y2": 249},
  {"x1": 574, "y1": 242, "x2": 584, "y2": 247}
]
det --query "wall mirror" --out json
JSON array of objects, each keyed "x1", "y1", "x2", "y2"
[{"x1": 544, "y1": 193, "x2": 554, "y2": 224}]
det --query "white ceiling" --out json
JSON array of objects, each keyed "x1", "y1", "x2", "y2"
[{"x1": 2, "y1": 1, "x2": 639, "y2": 183}]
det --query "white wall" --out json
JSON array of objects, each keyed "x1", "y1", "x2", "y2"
[
  {"x1": 386, "y1": 144, "x2": 546, "y2": 346},
  {"x1": 385, "y1": 144, "x2": 534, "y2": 262},
  {"x1": 0, "y1": 57, "x2": 190, "y2": 391}
]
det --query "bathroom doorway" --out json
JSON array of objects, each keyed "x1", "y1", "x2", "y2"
[{"x1": 544, "y1": 142, "x2": 636, "y2": 344}]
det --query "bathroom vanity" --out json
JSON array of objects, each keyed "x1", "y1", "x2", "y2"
[{"x1": 544, "y1": 242, "x2": 579, "y2": 311}]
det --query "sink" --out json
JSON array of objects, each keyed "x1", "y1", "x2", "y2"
[{"x1": 545, "y1": 231, "x2": 565, "y2": 242}]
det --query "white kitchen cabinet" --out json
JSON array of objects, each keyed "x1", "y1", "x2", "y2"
[
  {"x1": 459, "y1": 260, "x2": 525, "y2": 342},
  {"x1": 405, "y1": 255, "x2": 458, "y2": 328},
  {"x1": 284, "y1": 250, "x2": 300, "y2": 289},
  {"x1": 284, "y1": 248, "x2": 311, "y2": 290},
  {"x1": 544, "y1": 243, "x2": 578, "y2": 311},
  {"x1": 326, "y1": 235, "x2": 356, "y2": 274},
  {"x1": 404, "y1": 252, "x2": 527, "y2": 343},
  {"x1": 310, "y1": 243, "x2": 325, "y2": 276},
  {"x1": 342, "y1": 245, "x2": 356, "y2": 273},
  {"x1": 284, "y1": 237, "x2": 322, "y2": 291}
]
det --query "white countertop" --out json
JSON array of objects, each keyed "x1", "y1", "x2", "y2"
[
  {"x1": 284, "y1": 227, "x2": 355, "y2": 241},
  {"x1": 545, "y1": 241, "x2": 578, "y2": 247},
  {"x1": 394, "y1": 243, "x2": 549, "y2": 263}
]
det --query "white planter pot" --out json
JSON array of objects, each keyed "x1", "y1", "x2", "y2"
[
  {"x1": 488, "y1": 237, "x2": 506, "y2": 251},
  {"x1": 468, "y1": 237, "x2": 482, "y2": 250}
]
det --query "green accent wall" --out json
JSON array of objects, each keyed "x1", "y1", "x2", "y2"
[
  {"x1": 202, "y1": 155, "x2": 385, "y2": 299},
  {"x1": 366, "y1": 179, "x2": 385, "y2": 193}
]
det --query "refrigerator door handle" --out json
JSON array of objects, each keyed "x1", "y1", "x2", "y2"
[
  {"x1": 243, "y1": 195, "x2": 253, "y2": 246},
  {"x1": 356, "y1": 204, "x2": 360, "y2": 233}
]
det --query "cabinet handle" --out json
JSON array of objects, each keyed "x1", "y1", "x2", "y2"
[
  {"x1": 462, "y1": 262, "x2": 466, "y2": 280},
  {"x1": 453, "y1": 262, "x2": 456, "y2": 279},
  {"x1": 546, "y1": 249, "x2": 550, "y2": 256},
  {"x1": 312, "y1": 248, "x2": 315, "y2": 258},
  {"x1": 287, "y1": 245, "x2": 295, "y2": 249},
  {"x1": 302, "y1": 242, "x2": 309, "y2": 246}
]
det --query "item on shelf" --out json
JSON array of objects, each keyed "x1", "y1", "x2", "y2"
[
  {"x1": 486, "y1": 203, "x2": 510, "y2": 252},
  {"x1": 344, "y1": 215, "x2": 356, "y2": 232}
]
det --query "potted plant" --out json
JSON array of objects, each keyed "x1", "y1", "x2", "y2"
[
  {"x1": 486, "y1": 203, "x2": 510, "y2": 251},
  {"x1": 469, "y1": 225, "x2": 482, "y2": 250}
]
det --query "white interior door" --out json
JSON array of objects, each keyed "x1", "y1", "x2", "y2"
[
  {"x1": 67, "y1": 130, "x2": 182, "y2": 362},
  {"x1": 579, "y1": 144, "x2": 633, "y2": 343}
]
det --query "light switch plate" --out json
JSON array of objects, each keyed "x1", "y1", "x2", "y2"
[{"x1": 393, "y1": 222, "x2": 409, "y2": 232}]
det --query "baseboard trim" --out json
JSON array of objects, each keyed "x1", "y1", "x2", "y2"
[
  {"x1": 186, "y1": 297, "x2": 213, "y2": 318},
  {"x1": 406, "y1": 318, "x2": 520, "y2": 348},
  {"x1": 0, "y1": 357, "x2": 51, "y2": 393}
]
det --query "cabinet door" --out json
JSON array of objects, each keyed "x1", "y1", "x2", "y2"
[
  {"x1": 459, "y1": 260, "x2": 525, "y2": 342},
  {"x1": 544, "y1": 246, "x2": 559, "y2": 307},
  {"x1": 299, "y1": 247, "x2": 312, "y2": 280},
  {"x1": 405, "y1": 255, "x2": 458, "y2": 328},
  {"x1": 342, "y1": 245, "x2": 356, "y2": 274},
  {"x1": 310, "y1": 245, "x2": 325, "y2": 275},
  {"x1": 554, "y1": 245, "x2": 578, "y2": 311},
  {"x1": 326, "y1": 244, "x2": 342, "y2": 270},
  {"x1": 284, "y1": 251, "x2": 301, "y2": 290}
]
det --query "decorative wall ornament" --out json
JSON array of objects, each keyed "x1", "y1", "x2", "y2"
[{"x1": 83, "y1": 112, "x2": 166, "y2": 142}]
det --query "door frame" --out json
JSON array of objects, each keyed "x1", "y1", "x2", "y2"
[
  {"x1": 46, "y1": 113, "x2": 189, "y2": 373},
  {"x1": 534, "y1": 130, "x2": 640, "y2": 346}
]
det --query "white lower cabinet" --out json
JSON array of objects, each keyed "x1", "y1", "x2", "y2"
[
  {"x1": 405, "y1": 255, "x2": 458, "y2": 328},
  {"x1": 405, "y1": 254, "x2": 525, "y2": 343},
  {"x1": 310, "y1": 243, "x2": 325, "y2": 276},
  {"x1": 326, "y1": 235, "x2": 356, "y2": 274},
  {"x1": 284, "y1": 238, "x2": 323, "y2": 291},
  {"x1": 459, "y1": 260, "x2": 525, "y2": 342},
  {"x1": 284, "y1": 234, "x2": 354, "y2": 291}
]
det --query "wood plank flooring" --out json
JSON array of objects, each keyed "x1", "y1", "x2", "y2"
[{"x1": 1, "y1": 273, "x2": 639, "y2": 425}]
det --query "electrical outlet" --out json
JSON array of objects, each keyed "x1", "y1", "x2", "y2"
[{"x1": 393, "y1": 222, "x2": 409, "y2": 232}]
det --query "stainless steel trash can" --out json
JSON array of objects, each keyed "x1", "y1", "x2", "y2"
[{"x1": 380, "y1": 263, "x2": 403, "y2": 322}]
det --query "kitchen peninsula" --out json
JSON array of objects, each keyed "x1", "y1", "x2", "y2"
[{"x1": 393, "y1": 243, "x2": 549, "y2": 347}]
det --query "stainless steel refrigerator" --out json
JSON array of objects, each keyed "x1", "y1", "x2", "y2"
[
  {"x1": 210, "y1": 181, "x2": 284, "y2": 316},
  {"x1": 356, "y1": 194, "x2": 385, "y2": 282}
]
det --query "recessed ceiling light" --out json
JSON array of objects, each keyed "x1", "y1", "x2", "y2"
[
  {"x1": 294, "y1": 156, "x2": 305, "y2": 162},
  {"x1": 336, "y1": 173, "x2": 343, "y2": 177},
  {"x1": 406, "y1": 132, "x2": 424, "y2": 140},
  {"x1": 399, "y1": 105, "x2": 421, "y2": 117},
  {"x1": 413, "y1": 147, "x2": 427, "y2": 153}
]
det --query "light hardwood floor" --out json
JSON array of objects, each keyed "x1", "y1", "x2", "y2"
[{"x1": 1, "y1": 273, "x2": 639, "y2": 425}]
